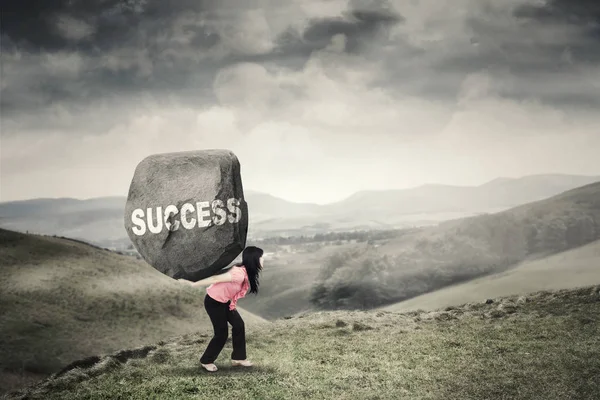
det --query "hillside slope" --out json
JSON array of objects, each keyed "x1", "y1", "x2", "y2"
[
  {"x1": 4, "y1": 286, "x2": 599, "y2": 400},
  {"x1": 0, "y1": 229, "x2": 267, "y2": 394},
  {"x1": 310, "y1": 181, "x2": 600, "y2": 310},
  {"x1": 382, "y1": 239, "x2": 600, "y2": 312}
]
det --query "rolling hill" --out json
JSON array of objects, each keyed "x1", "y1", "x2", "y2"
[
  {"x1": 233, "y1": 181, "x2": 600, "y2": 319},
  {"x1": 309, "y1": 180, "x2": 600, "y2": 311},
  {"x1": 381, "y1": 239, "x2": 600, "y2": 313},
  {"x1": 3, "y1": 286, "x2": 599, "y2": 400},
  {"x1": 0, "y1": 228, "x2": 267, "y2": 395}
]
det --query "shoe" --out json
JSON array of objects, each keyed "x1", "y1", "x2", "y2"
[
  {"x1": 201, "y1": 363, "x2": 218, "y2": 372},
  {"x1": 231, "y1": 359, "x2": 253, "y2": 367}
]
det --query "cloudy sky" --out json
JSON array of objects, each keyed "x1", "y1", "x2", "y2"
[{"x1": 1, "y1": 0, "x2": 599, "y2": 204}]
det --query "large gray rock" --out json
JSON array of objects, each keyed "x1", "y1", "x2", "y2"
[{"x1": 124, "y1": 149, "x2": 248, "y2": 281}]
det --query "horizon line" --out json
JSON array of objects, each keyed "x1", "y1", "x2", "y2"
[{"x1": 2, "y1": 172, "x2": 599, "y2": 206}]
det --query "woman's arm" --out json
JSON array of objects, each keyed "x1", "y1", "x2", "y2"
[{"x1": 178, "y1": 271, "x2": 233, "y2": 288}]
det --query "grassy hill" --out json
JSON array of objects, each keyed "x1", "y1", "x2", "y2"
[
  {"x1": 381, "y1": 239, "x2": 600, "y2": 312},
  {"x1": 3, "y1": 286, "x2": 599, "y2": 400},
  {"x1": 0, "y1": 229, "x2": 267, "y2": 395},
  {"x1": 309, "y1": 181, "x2": 600, "y2": 311}
]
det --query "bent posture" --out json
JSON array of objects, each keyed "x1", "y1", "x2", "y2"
[{"x1": 179, "y1": 246, "x2": 264, "y2": 372}]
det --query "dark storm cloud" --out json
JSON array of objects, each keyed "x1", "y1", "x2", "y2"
[
  {"x1": 378, "y1": 0, "x2": 600, "y2": 109},
  {"x1": 514, "y1": 0, "x2": 600, "y2": 26},
  {"x1": 0, "y1": 0, "x2": 406, "y2": 125},
  {"x1": 205, "y1": 6, "x2": 403, "y2": 76},
  {"x1": 300, "y1": 8, "x2": 403, "y2": 52},
  {"x1": 1, "y1": 0, "x2": 216, "y2": 53},
  {"x1": 493, "y1": 0, "x2": 600, "y2": 108},
  {"x1": 512, "y1": 0, "x2": 600, "y2": 68},
  {"x1": 0, "y1": 0, "x2": 226, "y2": 126},
  {"x1": 262, "y1": 5, "x2": 404, "y2": 71},
  {"x1": 2, "y1": 0, "x2": 600, "y2": 129},
  {"x1": 0, "y1": 0, "x2": 402, "y2": 59}
]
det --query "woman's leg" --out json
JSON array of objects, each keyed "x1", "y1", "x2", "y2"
[
  {"x1": 200, "y1": 295, "x2": 229, "y2": 364},
  {"x1": 227, "y1": 308, "x2": 247, "y2": 361}
]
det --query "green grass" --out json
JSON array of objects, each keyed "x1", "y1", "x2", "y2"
[
  {"x1": 3, "y1": 221, "x2": 600, "y2": 399},
  {"x1": 5, "y1": 286, "x2": 599, "y2": 400},
  {"x1": 0, "y1": 229, "x2": 266, "y2": 394}
]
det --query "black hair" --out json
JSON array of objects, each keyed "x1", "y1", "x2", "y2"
[{"x1": 234, "y1": 246, "x2": 263, "y2": 294}]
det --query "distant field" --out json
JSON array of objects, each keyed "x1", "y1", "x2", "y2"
[
  {"x1": 0, "y1": 229, "x2": 267, "y2": 395},
  {"x1": 382, "y1": 239, "x2": 600, "y2": 312}
]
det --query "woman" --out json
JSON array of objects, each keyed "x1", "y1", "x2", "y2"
[{"x1": 178, "y1": 246, "x2": 264, "y2": 372}]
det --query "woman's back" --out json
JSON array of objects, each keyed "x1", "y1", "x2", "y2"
[{"x1": 206, "y1": 266, "x2": 248, "y2": 306}]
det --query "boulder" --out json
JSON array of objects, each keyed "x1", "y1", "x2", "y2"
[{"x1": 124, "y1": 149, "x2": 248, "y2": 281}]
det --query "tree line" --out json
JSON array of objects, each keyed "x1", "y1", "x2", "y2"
[{"x1": 251, "y1": 228, "x2": 421, "y2": 246}]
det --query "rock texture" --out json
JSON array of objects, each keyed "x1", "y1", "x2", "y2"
[{"x1": 124, "y1": 149, "x2": 248, "y2": 281}]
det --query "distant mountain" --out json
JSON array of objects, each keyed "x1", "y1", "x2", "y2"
[
  {"x1": 0, "y1": 174, "x2": 598, "y2": 246},
  {"x1": 244, "y1": 191, "x2": 321, "y2": 219},
  {"x1": 248, "y1": 174, "x2": 600, "y2": 235},
  {"x1": 325, "y1": 174, "x2": 600, "y2": 216}
]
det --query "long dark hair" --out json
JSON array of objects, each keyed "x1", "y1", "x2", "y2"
[{"x1": 234, "y1": 246, "x2": 263, "y2": 294}]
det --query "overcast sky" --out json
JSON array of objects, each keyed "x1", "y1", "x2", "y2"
[{"x1": 1, "y1": 0, "x2": 599, "y2": 204}]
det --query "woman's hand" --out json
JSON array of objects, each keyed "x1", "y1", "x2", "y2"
[{"x1": 178, "y1": 278, "x2": 194, "y2": 286}]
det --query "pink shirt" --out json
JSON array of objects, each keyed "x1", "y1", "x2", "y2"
[{"x1": 206, "y1": 266, "x2": 249, "y2": 311}]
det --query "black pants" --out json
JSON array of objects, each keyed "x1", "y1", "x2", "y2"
[{"x1": 200, "y1": 294, "x2": 247, "y2": 364}]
